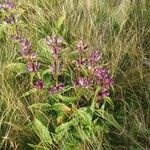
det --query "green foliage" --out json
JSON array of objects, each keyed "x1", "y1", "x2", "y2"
[
  {"x1": 32, "y1": 118, "x2": 52, "y2": 146},
  {"x1": 5, "y1": 62, "x2": 27, "y2": 74},
  {"x1": 1, "y1": 0, "x2": 150, "y2": 150}
]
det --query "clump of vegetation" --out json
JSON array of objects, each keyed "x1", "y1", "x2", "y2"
[
  {"x1": 1, "y1": 0, "x2": 150, "y2": 150},
  {"x1": 13, "y1": 32, "x2": 115, "y2": 149}
]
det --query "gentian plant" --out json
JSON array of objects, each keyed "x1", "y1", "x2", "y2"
[
  {"x1": 13, "y1": 33, "x2": 117, "y2": 149},
  {"x1": 8, "y1": 1, "x2": 118, "y2": 149}
]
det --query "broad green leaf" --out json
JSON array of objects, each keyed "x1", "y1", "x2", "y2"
[
  {"x1": 5, "y1": 63, "x2": 27, "y2": 74},
  {"x1": 33, "y1": 118, "x2": 52, "y2": 145},
  {"x1": 52, "y1": 103, "x2": 71, "y2": 113},
  {"x1": 55, "y1": 15, "x2": 66, "y2": 29},
  {"x1": 55, "y1": 120, "x2": 76, "y2": 141},
  {"x1": 76, "y1": 128, "x2": 91, "y2": 142},
  {"x1": 55, "y1": 120, "x2": 75, "y2": 141},
  {"x1": 42, "y1": 69, "x2": 51, "y2": 78},
  {"x1": 75, "y1": 107, "x2": 92, "y2": 126},
  {"x1": 55, "y1": 120, "x2": 74, "y2": 134},
  {"x1": 58, "y1": 94, "x2": 77, "y2": 103},
  {"x1": 42, "y1": 69, "x2": 51, "y2": 85}
]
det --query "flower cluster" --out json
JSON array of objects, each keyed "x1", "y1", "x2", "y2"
[
  {"x1": 14, "y1": 35, "x2": 43, "y2": 90},
  {"x1": 14, "y1": 35, "x2": 40, "y2": 72},
  {"x1": 45, "y1": 34, "x2": 65, "y2": 92},
  {"x1": 74, "y1": 77, "x2": 91, "y2": 88},
  {"x1": 34, "y1": 79, "x2": 44, "y2": 89},
  {"x1": 0, "y1": 1, "x2": 17, "y2": 24},
  {"x1": 73, "y1": 40, "x2": 113, "y2": 100},
  {"x1": 45, "y1": 34, "x2": 63, "y2": 56},
  {"x1": 4, "y1": 13, "x2": 16, "y2": 24},
  {"x1": 15, "y1": 34, "x2": 113, "y2": 99},
  {"x1": 45, "y1": 34, "x2": 63, "y2": 77},
  {"x1": 94, "y1": 67, "x2": 113, "y2": 99},
  {"x1": 0, "y1": 0, "x2": 15, "y2": 10},
  {"x1": 89, "y1": 50, "x2": 102, "y2": 68}
]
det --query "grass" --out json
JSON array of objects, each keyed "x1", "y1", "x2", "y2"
[{"x1": 0, "y1": 0, "x2": 150, "y2": 149}]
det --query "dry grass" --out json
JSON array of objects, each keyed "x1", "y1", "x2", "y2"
[{"x1": 0, "y1": 0, "x2": 150, "y2": 149}]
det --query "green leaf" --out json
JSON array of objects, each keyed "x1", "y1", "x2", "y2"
[
  {"x1": 55, "y1": 15, "x2": 66, "y2": 30},
  {"x1": 55, "y1": 120, "x2": 74, "y2": 134},
  {"x1": 5, "y1": 63, "x2": 27, "y2": 74},
  {"x1": 33, "y1": 118, "x2": 52, "y2": 145},
  {"x1": 52, "y1": 103, "x2": 71, "y2": 113},
  {"x1": 55, "y1": 120, "x2": 75, "y2": 141},
  {"x1": 28, "y1": 143, "x2": 49, "y2": 150},
  {"x1": 58, "y1": 94, "x2": 77, "y2": 103},
  {"x1": 28, "y1": 103, "x2": 51, "y2": 111},
  {"x1": 75, "y1": 107, "x2": 92, "y2": 126},
  {"x1": 42, "y1": 69, "x2": 51, "y2": 85},
  {"x1": 42, "y1": 69, "x2": 51, "y2": 78},
  {"x1": 90, "y1": 87, "x2": 100, "y2": 111}
]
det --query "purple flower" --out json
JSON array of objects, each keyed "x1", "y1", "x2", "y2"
[
  {"x1": 13, "y1": 36, "x2": 32, "y2": 57},
  {"x1": 94, "y1": 67, "x2": 108, "y2": 80},
  {"x1": 89, "y1": 49, "x2": 102, "y2": 65},
  {"x1": 27, "y1": 52, "x2": 37, "y2": 60},
  {"x1": 75, "y1": 77, "x2": 90, "y2": 87},
  {"x1": 98, "y1": 86, "x2": 110, "y2": 99},
  {"x1": 27, "y1": 61, "x2": 40, "y2": 72},
  {"x1": 93, "y1": 66, "x2": 113, "y2": 99},
  {"x1": 52, "y1": 45, "x2": 61, "y2": 55},
  {"x1": 48, "y1": 83, "x2": 64, "y2": 94},
  {"x1": 56, "y1": 83, "x2": 64, "y2": 91},
  {"x1": 4, "y1": 14, "x2": 16, "y2": 24},
  {"x1": 48, "y1": 86, "x2": 57, "y2": 94},
  {"x1": 75, "y1": 57, "x2": 85, "y2": 67},
  {"x1": 0, "y1": 1, "x2": 15, "y2": 10},
  {"x1": 35, "y1": 79, "x2": 44, "y2": 89},
  {"x1": 20, "y1": 38, "x2": 32, "y2": 57},
  {"x1": 45, "y1": 35, "x2": 63, "y2": 46},
  {"x1": 94, "y1": 67, "x2": 113, "y2": 100},
  {"x1": 76, "y1": 40, "x2": 87, "y2": 52},
  {"x1": 103, "y1": 76, "x2": 113, "y2": 86},
  {"x1": 45, "y1": 35, "x2": 63, "y2": 55}
]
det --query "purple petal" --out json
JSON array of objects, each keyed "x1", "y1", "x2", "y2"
[
  {"x1": 75, "y1": 77, "x2": 90, "y2": 87},
  {"x1": 56, "y1": 83, "x2": 64, "y2": 91},
  {"x1": 0, "y1": 1, "x2": 15, "y2": 10},
  {"x1": 48, "y1": 83, "x2": 64, "y2": 94},
  {"x1": 35, "y1": 79, "x2": 44, "y2": 89},
  {"x1": 45, "y1": 35, "x2": 63, "y2": 46},
  {"x1": 27, "y1": 61, "x2": 40, "y2": 72},
  {"x1": 49, "y1": 86, "x2": 57, "y2": 94},
  {"x1": 89, "y1": 49, "x2": 102, "y2": 64}
]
